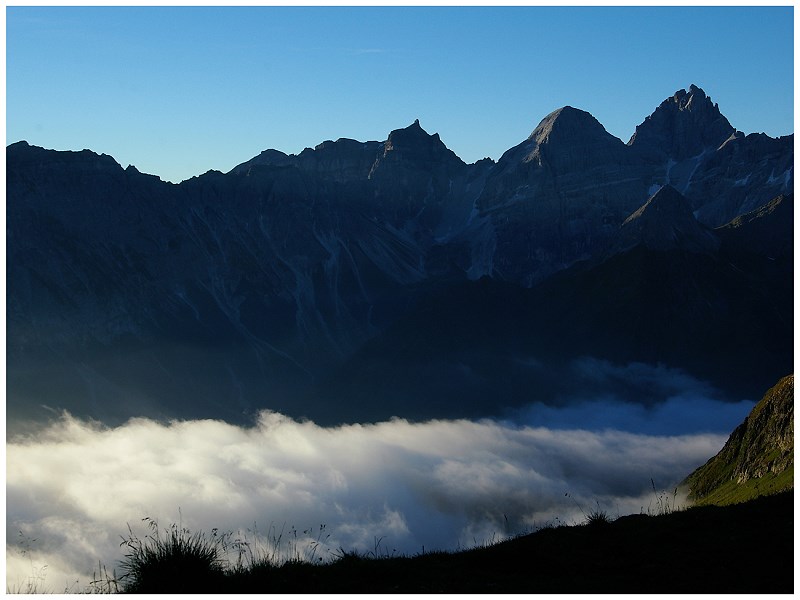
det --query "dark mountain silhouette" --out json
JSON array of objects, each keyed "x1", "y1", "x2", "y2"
[{"x1": 6, "y1": 85, "x2": 793, "y2": 426}]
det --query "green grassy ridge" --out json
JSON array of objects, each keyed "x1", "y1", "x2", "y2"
[
  {"x1": 118, "y1": 490, "x2": 793, "y2": 594},
  {"x1": 685, "y1": 375, "x2": 793, "y2": 504},
  {"x1": 690, "y1": 465, "x2": 794, "y2": 507}
]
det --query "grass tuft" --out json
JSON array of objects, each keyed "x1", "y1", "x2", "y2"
[
  {"x1": 585, "y1": 507, "x2": 612, "y2": 527},
  {"x1": 566, "y1": 492, "x2": 614, "y2": 527},
  {"x1": 118, "y1": 517, "x2": 226, "y2": 593}
]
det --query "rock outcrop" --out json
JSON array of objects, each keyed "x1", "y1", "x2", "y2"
[{"x1": 685, "y1": 375, "x2": 794, "y2": 505}]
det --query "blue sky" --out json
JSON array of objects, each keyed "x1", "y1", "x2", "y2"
[{"x1": 6, "y1": 5, "x2": 795, "y2": 183}]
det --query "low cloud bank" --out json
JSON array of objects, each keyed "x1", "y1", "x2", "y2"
[{"x1": 5, "y1": 392, "x2": 748, "y2": 591}]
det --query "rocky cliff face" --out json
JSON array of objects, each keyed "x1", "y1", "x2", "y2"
[
  {"x1": 690, "y1": 132, "x2": 794, "y2": 226},
  {"x1": 6, "y1": 85, "x2": 794, "y2": 426},
  {"x1": 730, "y1": 376, "x2": 794, "y2": 483},
  {"x1": 685, "y1": 375, "x2": 794, "y2": 505},
  {"x1": 628, "y1": 84, "x2": 735, "y2": 162}
]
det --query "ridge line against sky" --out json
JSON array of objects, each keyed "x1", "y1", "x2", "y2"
[{"x1": 4, "y1": 3, "x2": 796, "y2": 183}]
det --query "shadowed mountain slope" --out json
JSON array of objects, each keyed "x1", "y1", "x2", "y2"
[
  {"x1": 614, "y1": 184, "x2": 719, "y2": 254},
  {"x1": 316, "y1": 188, "x2": 792, "y2": 422}
]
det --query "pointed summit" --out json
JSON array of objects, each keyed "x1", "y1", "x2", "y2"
[
  {"x1": 628, "y1": 84, "x2": 735, "y2": 161},
  {"x1": 528, "y1": 106, "x2": 616, "y2": 148},
  {"x1": 384, "y1": 119, "x2": 443, "y2": 151},
  {"x1": 616, "y1": 184, "x2": 720, "y2": 254},
  {"x1": 370, "y1": 119, "x2": 464, "y2": 177},
  {"x1": 497, "y1": 105, "x2": 627, "y2": 168}
]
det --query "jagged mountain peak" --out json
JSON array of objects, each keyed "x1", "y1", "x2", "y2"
[
  {"x1": 628, "y1": 84, "x2": 735, "y2": 160},
  {"x1": 655, "y1": 84, "x2": 720, "y2": 119},
  {"x1": 370, "y1": 119, "x2": 464, "y2": 176},
  {"x1": 674, "y1": 84, "x2": 711, "y2": 109},
  {"x1": 616, "y1": 184, "x2": 720, "y2": 254},
  {"x1": 384, "y1": 119, "x2": 444, "y2": 150}
]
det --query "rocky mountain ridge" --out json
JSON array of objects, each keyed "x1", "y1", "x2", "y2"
[{"x1": 6, "y1": 84, "x2": 794, "y2": 426}]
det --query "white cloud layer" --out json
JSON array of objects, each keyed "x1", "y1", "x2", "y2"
[{"x1": 5, "y1": 397, "x2": 745, "y2": 592}]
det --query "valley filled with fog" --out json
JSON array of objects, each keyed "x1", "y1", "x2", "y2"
[{"x1": 7, "y1": 382, "x2": 752, "y2": 590}]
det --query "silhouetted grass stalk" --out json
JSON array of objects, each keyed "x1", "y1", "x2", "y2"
[{"x1": 648, "y1": 479, "x2": 680, "y2": 516}]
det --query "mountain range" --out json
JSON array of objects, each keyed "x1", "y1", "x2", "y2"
[{"x1": 6, "y1": 84, "x2": 793, "y2": 427}]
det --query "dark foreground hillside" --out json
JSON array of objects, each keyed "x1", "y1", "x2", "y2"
[{"x1": 124, "y1": 491, "x2": 793, "y2": 594}]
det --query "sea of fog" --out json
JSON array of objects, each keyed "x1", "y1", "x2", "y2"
[{"x1": 6, "y1": 365, "x2": 754, "y2": 592}]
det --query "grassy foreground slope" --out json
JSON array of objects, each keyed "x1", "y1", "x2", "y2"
[
  {"x1": 118, "y1": 376, "x2": 795, "y2": 593},
  {"x1": 121, "y1": 491, "x2": 793, "y2": 594}
]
